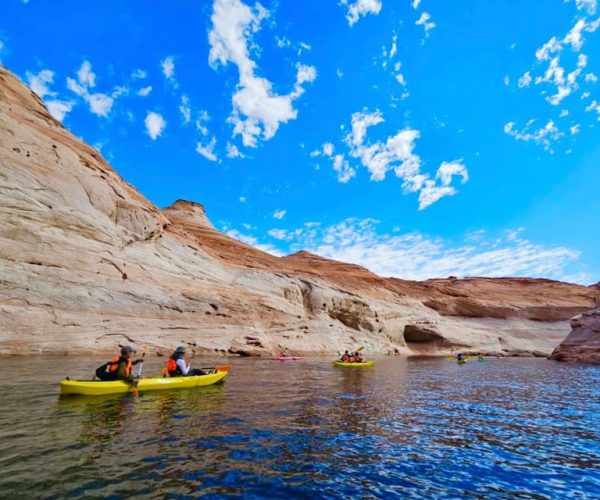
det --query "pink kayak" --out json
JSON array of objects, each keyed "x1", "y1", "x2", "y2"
[{"x1": 272, "y1": 356, "x2": 303, "y2": 361}]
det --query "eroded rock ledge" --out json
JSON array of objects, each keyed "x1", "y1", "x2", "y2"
[
  {"x1": 1, "y1": 65, "x2": 599, "y2": 357},
  {"x1": 549, "y1": 308, "x2": 600, "y2": 364}
]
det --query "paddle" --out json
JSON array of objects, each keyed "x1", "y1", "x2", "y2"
[{"x1": 132, "y1": 346, "x2": 146, "y2": 396}]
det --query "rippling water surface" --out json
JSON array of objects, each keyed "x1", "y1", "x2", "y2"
[{"x1": 0, "y1": 356, "x2": 599, "y2": 498}]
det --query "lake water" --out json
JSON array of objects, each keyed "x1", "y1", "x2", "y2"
[{"x1": 0, "y1": 356, "x2": 599, "y2": 498}]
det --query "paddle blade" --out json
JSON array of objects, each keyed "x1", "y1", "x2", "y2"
[
  {"x1": 216, "y1": 364, "x2": 231, "y2": 372},
  {"x1": 356, "y1": 346, "x2": 365, "y2": 352}
]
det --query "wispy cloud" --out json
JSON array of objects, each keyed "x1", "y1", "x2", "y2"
[
  {"x1": 208, "y1": 0, "x2": 317, "y2": 148},
  {"x1": 161, "y1": 56, "x2": 178, "y2": 88},
  {"x1": 416, "y1": 11, "x2": 436, "y2": 41},
  {"x1": 224, "y1": 228, "x2": 283, "y2": 256},
  {"x1": 196, "y1": 137, "x2": 218, "y2": 161},
  {"x1": 273, "y1": 209, "x2": 287, "y2": 220},
  {"x1": 340, "y1": 0, "x2": 382, "y2": 26},
  {"x1": 257, "y1": 219, "x2": 586, "y2": 282},
  {"x1": 504, "y1": 119, "x2": 563, "y2": 152},
  {"x1": 66, "y1": 61, "x2": 117, "y2": 117},
  {"x1": 26, "y1": 68, "x2": 74, "y2": 122},
  {"x1": 137, "y1": 85, "x2": 152, "y2": 97},
  {"x1": 314, "y1": 109, "x2": 468, "y2": 209}
]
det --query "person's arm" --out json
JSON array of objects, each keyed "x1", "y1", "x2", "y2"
[
  {"x1": 176, "y1": 358, "x2": 189, "y2": 375},
  {"x1": 117, "y1": 361, "x2": 134, "y2": 382}
]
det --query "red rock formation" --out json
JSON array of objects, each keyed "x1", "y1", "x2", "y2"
[
  {"x1": 1, "y1": 65, "x2": 599, "y2": 357},
  {"x1": 549, "y1": 309, "x2": 600, "y2": 364}
]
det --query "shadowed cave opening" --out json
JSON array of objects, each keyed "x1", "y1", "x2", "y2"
[{"x1": 403, "y1": 324, "x2": 445, "y2": 344}]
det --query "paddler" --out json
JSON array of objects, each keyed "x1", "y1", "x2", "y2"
[
  {"x1": 165, "y1": 346, "x2": 206, "y2": 377},
  {"x1": 96, "y1": 345, "x2": 143, "y2": 382},
  {"x1": 341, "y1": 350, "x2": 351, "y2": 362}
]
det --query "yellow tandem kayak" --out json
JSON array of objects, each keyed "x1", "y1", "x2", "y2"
[
  {"x1": 333, "y1": 360, "x2": 375, "y2": 368},
  {"x1": 60, "y1": 371, "x2": 228, "y2": 396}
]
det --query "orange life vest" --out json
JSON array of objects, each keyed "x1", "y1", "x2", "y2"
[
  {"x1": 108, "y1": 355, "x2": 132, "y2": 376},
  {"x1": 342, "y1": 354, "x2": 350, "y2": 362},
  {"x1": 353, "y1": 355, "x2": 361, "y2": 362},
  {"x1": 166, "y1": 356, "x2": 182, "y2": 376}
]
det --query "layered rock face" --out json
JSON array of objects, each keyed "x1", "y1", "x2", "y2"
[
  {"x1": 1, "y1": 66, "x2": 599, "y2": 357},
  {"x1": 549, "y1": 309, "x2": 600, "y2": 364}
]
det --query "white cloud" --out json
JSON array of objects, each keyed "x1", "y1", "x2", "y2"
[
  {"x1": 46, "y1": 99, "x2": 74, "y2": 122},
  {"x1": 518, "y1": 71, "x2": 532, "y2": 88},
  {"x1": 226, "y1": 143, "x2": 245, "y2": 158},
  {"x1": 257, "y1": 219, "x2": 585, "y2": 282},
  {"x1": 411, "y1": 0, "x2": 421, "y2": 8},
  {"x1": 570, "y1": 124, "x2": 581, "y2": 134},
  {"x1": 179, "y1": 95, "x2": 191, "y2": 124},
  {"x1": 77, "y1": 61, "x2": 96, "y2": 88},
  {"x1": 137, "y1": 85, "x2": 152, "y2": 97},
  {"x1": 332, "y1": 153, "x2": 356, "y2": 183},
  {"x1": 323, "y1": 142, "x2": 334, "y2": 156},
  {"x1": 26, "y1": 69, "x2": 75, "y2": 122},
  {"x1": 27, "y1": 69, "x2": 56, "y2": 98},
  {"x1": 208, "y1": 0, "x2": 317, "y2": 148},
  {"x1": 273, "y1": 209, "x2": 287, "y2": 220},
  {"x1": 195, "y1": 109, "x2": 211, "y2": 136},
  {"x1": 87, "y1": 93, "x2": 113, "y2": 116},
  {"x1": 565, "y1": 0, "x2": 597, "y2": 14},
  {"x1": 336, "y1": 69, "x2": 344, "y2": 78},
  {"x1": 224, "y1": 228, "x2": 283, "y2": 256},
  {"x1": 145, "y1": 111, "x2": 166, "y2": 140},
  {"x1": 196, "y1": 137, "x2": 218, "y2": 161},
  {"x1": 267, "y1": 228, "x2": 290, "y2": 240},
  {"x1": 416, "y1": 11, "x2": 436, "y2": 40},
  {"x1": 585, "y1": 72, "x2": 598, "y2": 82},
  {"x1": 316, "y1": 110, "x2": 467, "y2": 209},
  {"x1": 131, "y1": 69, "x2": 147, "y2": 79},
  {"x1": 585, "y1": 99, "x2": 600, "y2": 118},
  {"x1": 504, "y1": 120, "x2": 563, "y2": 152},
  {"x1": 417, "y1": 161, "x2": 469, "y2": 210},
  {"x1": 559, "y1": 109, "x2": 569, "y2": 117},
  {"x1": 381, "y1": 35, "x2": 408, "y2": 91},
  {"x1": 524, "y1": 16, "x2": 600, "y2": 107},
  {"x1": 239, "y1": 196, "x2": 246, "y2": 203},
  {"x1": 161, "y1": 56, "x2": 177, "y2": 87},
  {"x1": 340, "y1": 0, "x2": 382, "y2": 26},
  {"x1": 66, "y1": 61, "x2": 115, "y2": 117},
  {"x1": 503, "y1": 75, "x2": 510, "y2": 86}
]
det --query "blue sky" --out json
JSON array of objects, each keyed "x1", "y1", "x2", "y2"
[{"x1": 1, "y1": 0, "x2": 599, "y2": 283}]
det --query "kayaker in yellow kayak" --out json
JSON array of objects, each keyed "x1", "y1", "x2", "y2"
[
  {"x1": 95, "y1": 346, "x2": 144, "y2": 382},
  {"x1": 164, "y1": 346, "x2": 209, "y2": 377}
]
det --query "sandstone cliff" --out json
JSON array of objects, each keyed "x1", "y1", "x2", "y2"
[
  {"x1": 1, "y1": 65, "x2": 599, "y2": 356},
  {"x1": 549, "y1": 308, "x2": 600, "y2": 364}
]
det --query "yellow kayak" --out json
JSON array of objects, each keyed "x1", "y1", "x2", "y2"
[
  {"x1": 333, "y1": 360, "x2": 375, "y2": 367},
  {"x1": 60, "y1": 371, "x2": 228, "y2": 396}
]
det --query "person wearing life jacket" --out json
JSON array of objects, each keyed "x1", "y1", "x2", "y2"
[
  {"x1": 97, "y1": 346, "x2": 142, "y2": 382},
  {"x1": 164, "y1": 346, "x2": 208, "y2": 377},
  {"x1": 166, "y1": 346, "x2": 190, "y2": 377},
  {"x1": 341, "y1": 350, "x2": 351, "y2": 362},
  {"x1": 353, "y1": 352, "x2": 363, "y2": 363}
]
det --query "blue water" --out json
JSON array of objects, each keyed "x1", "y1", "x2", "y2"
[{"x1": 0, "y1": 356, "x2": 599, "y2": 498}]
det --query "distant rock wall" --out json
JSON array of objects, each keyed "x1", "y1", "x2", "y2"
[
  {"x1": 1, "y1": 65, "x2": 599, "y2": 357},
  {"x1": 549, "y1": 308, "x2": 600, "y2": 364}
]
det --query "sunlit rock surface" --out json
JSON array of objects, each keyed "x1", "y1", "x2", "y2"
[{"x1": 1, "y1": 66, "x2": 598, "y2": 356}]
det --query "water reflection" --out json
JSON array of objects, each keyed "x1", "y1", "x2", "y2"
[{"x1": 0, "y1": 356, "x2": 598, "y2": 497}]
